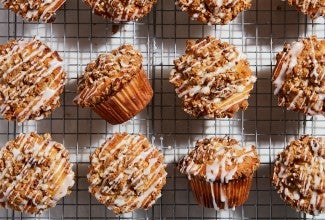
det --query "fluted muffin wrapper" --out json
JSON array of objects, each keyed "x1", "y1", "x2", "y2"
[
  {"x1": 92, "y1": 69, "x2": 153, "y2": 124},
  {"x1": 189, "y1": 176, "x2": 253, "y2": 210}
]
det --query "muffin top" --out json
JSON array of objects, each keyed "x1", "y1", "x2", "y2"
[
  {"x1": 272, "y1": 136, "x2": 325, "y2": 215},
  {"x1": 176, "y1": 0, "x2": 251, "y2": 25},
  {"x1": 74, "y1": 44, "x2": 144, "y2": 108},
  {"x1": 88, "y1": 133, "x2": 167, "y2": 214},
  {"x1": 272, "y1": 36, "x2": 325, "y2": 115},
  {"x1": 0, "y1": 133, "x2": 75, "y2": 214},
  {"x1": 288, "y1": 0, "x2": 325, "y2": 19},
  {"x1": 1, "y1": 0, "x2": 66, "y2": 22},
  {"x1": 83, "y1": 0, "x2": 156, "y2": 22},
  {"x1": 179, "y1": 137, "x2": 260, "y2": 183},
  {"x1": 0, "y1": 38, "x2": 67, "y2": 124},
  {"x1": 170, "y1": 36, "x2": 255, "y2": 118}
]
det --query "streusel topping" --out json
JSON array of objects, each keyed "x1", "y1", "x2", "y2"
[
  {"x1": 273, "y1": 136, "x2": 325, "y2": 215},
  {"x1": 0, "y1": 38, "x2": 67, "y2": 124},
  {"x1": 170, "y1": 36, "x2": 255, "y2": 118},
  {"x1": 88, "y1": 133, "x2": 167, "y2": 214},
  {"x1": 272, "y1": 36, "x2": 325, "y2": 115},
  {"x1": 288, "y1": 0, "x2": 325, "y2": 19},
  {"x1": 0, "y1": 133, "x2": 75, "y2": 214}
]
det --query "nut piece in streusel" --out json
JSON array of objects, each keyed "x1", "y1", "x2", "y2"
[
  {"x1": 74, "y1": 44, "x2": 153, "y2": 125},
  {"x1": 176, "y1": 0, "x2": 252, "y2": 25},
  {"x1": 287, "y1": 0, "x2": 325, "y2": 19},
  {"x1": 83, "y1": 0, "x2": 157, "y2": 22},
  {"x1": 88, "y1": 132, "x2": 167, "y2": 214},
  {"x1": 272, "y1": 136, "x2": 325, "y2": 215},
  {"x1": 178, "y1": 136, "x2": 260, "y2": 210},
  {"x1": 0, "y1": 38, "x2": 67, "y2": 124},
  {"x1": 272, "y1": 36, "x2": 325, "y2": 115},
  {"x1": 1, "y1": 0, "x2": 66, "y2": 23},
  {"x1": 0, "y1": 132, "x2": 75, "y2": 214},
  {"x1": 170, "y1": 36, "x2": 255, "y2": 118}
]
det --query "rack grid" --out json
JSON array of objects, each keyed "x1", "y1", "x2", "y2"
[{"x1": 0, "y1": 0, "x2": 325, "y2": 219}]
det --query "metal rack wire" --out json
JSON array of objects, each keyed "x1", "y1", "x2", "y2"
[{"x1": 0, "y1": 0, "x2": 324, "y2": 219}]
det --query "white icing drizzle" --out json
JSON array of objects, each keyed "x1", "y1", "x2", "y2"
[
  {"x1": 0, "y1": 38, "x2": 66, "y2": 123},
  {"x1": 273, "y1": 136, "x2": 325, "y2": 215},
  {"x1": 88, "y1": 133, "x2": 167, "y2": 214},
  {"x1": 0, "y1": 133, "x2": 75, "y2": 214}
]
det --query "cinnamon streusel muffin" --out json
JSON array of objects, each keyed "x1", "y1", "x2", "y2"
[
  {"x1": 88, "y1": 133, "x2": 167, "y2": 214},
  {"x1": 272, "y1": 36, "x2": 325, "y2": 115},
  {"x1": 83, "y1": 0, "x2": 156, "y2": 22},
  {"x1": 0, "y1": 38, "x2": 67, "y2": 124},
  {"x1": 74, "y1": 44, "x2": 153, "y2": 125},
  {"x1": 272, "y1": 136, "x2": 325, "y2": 215},
  {"x1": 179, "y1": 136, "x2": 260, "y2": 210},
  {"x1": 0, "y1": 132, "x2": 75, "y2": 214},
  {"x1": 170, "y1": 36, "x2": 255, "y2": 118},
  {"x1": 1, "y1": 0, "x2": 66, "y2": 22},
  {"x1": 176, "y1": 0, "x2": 252, "y2": 25},
  {"x1": 287, "y1": 0, "x2": 325, "y2": 19}
]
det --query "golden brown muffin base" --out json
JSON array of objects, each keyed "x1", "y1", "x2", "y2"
[
  {"x1": 190, "y1": 177, "x2": 253, "y2": 210},
  {"x1": 92, "y1": 69, "x2": 153, "y2": 124}
]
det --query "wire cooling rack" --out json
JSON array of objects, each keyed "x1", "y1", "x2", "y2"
[{"x1": 0, "y1": 0, "x2": 325, "y2": 219}]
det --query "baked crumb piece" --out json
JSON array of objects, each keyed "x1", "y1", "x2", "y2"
[
  {"x1": 176, "y1": 0, "x2": 251, "y2": 25},
  {"x1": 1, "y1": 0, "x2": 66, "y2": 22},
  {"x1": 170, "y1": 36, "x2": 255, "y2": 118},
  {"x1": 273, "y1": 136, "x2": 325, "y2": 215},
  {"x1": 88, "y1": 133, "x2": 167, "y2": 214},
  {"x1": 288, "y1": 0, "x2": 325, "y2": 19},
  {"x1": 0, "y1": 38, "x2": 67, "y2": 123},
  {"x1": 272, "y1": 36, "x2": 325, "y2": 115}
]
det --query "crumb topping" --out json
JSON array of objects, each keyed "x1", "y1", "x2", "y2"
[
  {"x1": 0, "y1": 133, "x2": 75, "y2": 214},
  {"x1": 179, "y1": 137, "x2": 260, "y2": 183},
  {"x1": 0, "y1": 38, "x2": 67, "y2": 124},
  {"x1": 74, "y1": 44, "x2": 144, "y2": 108},
  {"x1": 288, "y1": 0, "x2": 325, "y2": 19},
  {"x1": 1, "y1": 0, "x2": 66, "y2": 22},
  {"x1": 176, "y1": 0, "x2": 251, "y2": 25},
  {"x1": 170, "y1": 36, "x2": 255, "y2": 118},
  {"x1": 272, "y1": 36, "x2": 325, "y2": 115},
  {"x1": 83, "y1": 0, "x2": 157, "y2": 21},
  {"x1": 272, "y1": 136, "x2": 325, "y2": 215},
  {"x1": 88, "y1": 133, "x2": 167, "y2": 214}
]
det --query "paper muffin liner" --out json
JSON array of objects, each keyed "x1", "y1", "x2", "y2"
[
  {"x1": 92, "y1": 69, "x2": 153, "y2": 124},
  {"x1": 189, "y1": 176, "x2": 253, "y2": 210}
]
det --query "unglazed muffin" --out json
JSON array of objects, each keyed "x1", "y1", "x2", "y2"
[
  {"x1": 272, "y1": 136, "x2": 325, "y2": 215},
  {"x1": 1, "y1": 0, "x2": 66, "y2": 22},
  {"x1": 176, "y1": 0, "x2": 251, "y2": 25},
  {"x1": 288, "y1": 0, "x2": 325, "y2": 19},
  {"x1": 170, "y1": 36, "x2": 255, "y2": 118},
  {"x1": 179, "y1": 137, "x2": 260, "y2": 210},
  {"x1": 272, "y1": 36, "x2": 325, "y2": 115},
  {"x1": 74, "y1": 44, "x2": 153, "y2": 125},
  {"x1": 88, "y1": 133, "x2": 167, "y2": 214},
  {"x1": 0, "y1": 133, "x2": 75, "y2": 214},
  {"x1": 83, "y1": 0, "x2": 156, "y2": 22},
  {"x1": 0, "y1": 38, "x2": 67, "y2": 124}
]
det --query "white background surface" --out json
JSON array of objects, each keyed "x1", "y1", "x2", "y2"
[{"x1": 0, "y1": 0, "x2": 324, "y2": 219}]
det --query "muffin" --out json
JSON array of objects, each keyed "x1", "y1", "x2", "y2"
[
  {"x1": 179, "y1": 137, "x2": 260, "y2": 210},
  {"x1": 1, "y1": 0, "x2": 66, "y2": 22},
  {"x1": 287, "y1": 0, "x2": 325, "y2": 19},
  {"x1": 176, "y1": 0, "x2": 251, "y2": 25},
  {"x1": 88, "y1": 132, "x2": 167, "y2": 214},
  {"x1": 0, "y1": 132, "x2": 75, "y2": 214},
  {"x1": 169, "y1": 36, "x2": 256, "y2": 118},
  {"x1": 74, "y1": 44, "x2": 153, "y2": 125},
  {"x1": 272, "y1": 36, "x2": 325, "y2": 115},
  {"x1": 272, "y1": 136, "x2": 325, "y2": 215},
  {"x1": 0, "y1": 38, "x2": 67, "y2": 124},
  {"x1": 83, "y1": 0, "x2": 156, "y2": 22}
]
